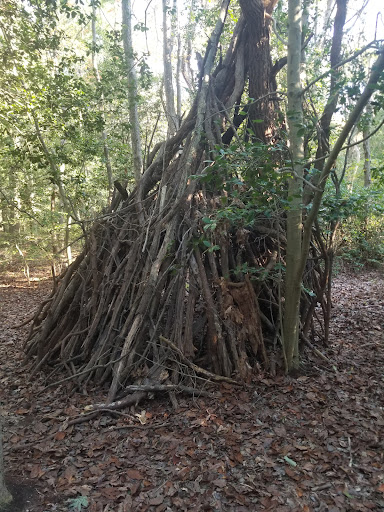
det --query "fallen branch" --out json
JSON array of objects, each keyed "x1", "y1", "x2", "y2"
[
  {"x1": 123, "y1": 384, "x2": 215, "y2": 397},
  {"x1": 58, "y1": 383, "x2": 214, "y2": 429},
  {"x1": 159, "y1": 336, "x2": 242, "y2": 385},
  {"x1": 49, "y1": 381, "x2": 216, "y2": 429},
  {"x1": 312, "y1": 483, "x2": 332, "y2": 492},
  {"x1": 37, "y1": 350, "x2": 138, "y2": 395},
  {"x1": 358, "y1": 341, "x2": 381, "y2": 350},
  {"x1": 110, "y1": 422, "x2": 168, "y2": 430},
  {"x1": 301, "y1": 334, "x2": 333, "y2": 364},
  {"x1": 87, "y1": 384, "x2": 216, "y2": 413},
  {"x1": 13, "y1": 296, "x2": 54, "y2": 330},
  {"x1": 12, "y1": 314, "x2": 36, "y2": 329}
]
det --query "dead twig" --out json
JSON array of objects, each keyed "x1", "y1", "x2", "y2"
[
  {"x1": 301, "y1": 334, "x2": 334, "y2": 365},
  {"x1": 110, "y1": 422, "x2": 168, "y2": 431},
  {"x1": 159, "y1": 336, "x2": 241, "y2": 386},
  {"x1": 312, "y1": 483, "x2": 332, "y2": 492},
  {"x1": 12, "y1": 315, "x2": 36, "y2": 329}
]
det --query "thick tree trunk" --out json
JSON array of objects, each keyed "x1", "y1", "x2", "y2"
[{"x1": 239, "y1": 0, "x2": 278, "y2": 143}]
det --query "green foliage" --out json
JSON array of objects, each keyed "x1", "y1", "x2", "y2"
[
  {"x1": 341, "y1": 216, "x2": 384, "y2": 269},
  {"x1": 1, "y1": 3, "x2": 110, "y2": 193},
  {"x1": 67, "y1": 496, "x2": 89, "y2": 511},
  {"x1": 321, "y1": 184, "x2": 384, "y2": 268},
  {"x1": 189, "y1": 138, "x2": 292, "y2": 281},
  {"x1": 193, "y1": 138, "x2": 289, "y2": 229},
  {"x1": 0, "y1": 0, "x2": 150, "y2": 263}
]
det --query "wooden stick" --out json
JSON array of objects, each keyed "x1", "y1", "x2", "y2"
[
  {"x1": 159, "y1": 336, "x2": 241, "y2": 385},
  {"x1": 301, "y1": 334, "x2": 333, "y2": 364}
]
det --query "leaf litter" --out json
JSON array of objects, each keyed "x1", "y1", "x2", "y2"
[{"x1": 0, "y1": 268, "x2": 383, "y2": 511}]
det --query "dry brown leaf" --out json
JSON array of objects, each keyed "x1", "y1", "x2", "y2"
[
  {"x1": 149, "y1": 495, "x2": 164, "y2": 506},
  {"x1": 126, "y1": 469, "x2": 144, "y2": 480},
  {"x1": 30, "y1": 465, "x2": 45, "y2": 479}
]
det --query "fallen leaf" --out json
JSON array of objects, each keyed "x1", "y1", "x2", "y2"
[
  {"x1": 126, "y1": 469, "x2": 144, "y2": 480},
  {"x1": 135, "y1": 410, "x2": 147, "y2": 424},
  {"x1": 294, "y1": 444, "x2": 309, "y2": 451},
  {"x1": 149, "y1": 495, "x2": 164, "y2": 505},
  {"x1": 212, "y1": 479, "x2": 227, "y2": 488},
  {"x1": 285, "y1": 467, "x2": 299, "y2": 479},
  {"x1": 30, "y1": 465, "x2": 45, "y2": 479},
  {"x1": 233, "y1": 452, "x2": 244, "y2": 464}
]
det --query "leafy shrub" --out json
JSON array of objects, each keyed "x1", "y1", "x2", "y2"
[{"x1": 320, "y1": 185, "x2": 384, "y2": 268}]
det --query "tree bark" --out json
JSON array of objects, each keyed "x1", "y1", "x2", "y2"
[
  {"x1": 0, "y1": 421, "x2": 12, "y2": 509},
  {"x1": 363, "y1": 105, "x2": 372, "y2": 187},
  {"x1": 162, "y1": 0, "x2": 179, "y2": 135},
  {"x1": 239, "y1": 0, "x2": 278, "y2": 142},
  {"x1": 304, "y1": 0, "x2": 347, "y2": 203},
  {"x1": 282, "y1": 0, "x2": 304, "y2": 371},
  {"x1": 122, "y1": 0, "x2": 143, "y2": 185},
  {"x1": 91, "y1": 1, "x2": 114, "y2": 201}
]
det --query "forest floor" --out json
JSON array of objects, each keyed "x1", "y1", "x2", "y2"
[{"x1": 0, "y1": 265, "x2": 383, "y2": 512}]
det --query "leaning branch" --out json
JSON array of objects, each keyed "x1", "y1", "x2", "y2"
[
  {"x1": 302, "y1": 41, "x2": 381, "y2": 94},
  {"x1": 302, "y1": 115, "x2": 384, "y2": 169},
  {"x1": 0, "y1": 188, "x2": 44, "y2": 227},
  {"x1": 300, "y1": 48, "x2": 384, "y2": 274}
]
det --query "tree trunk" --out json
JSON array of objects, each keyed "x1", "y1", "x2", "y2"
[
  {"x1": 176, "y1": 26, "x2": 182, "y2": 122},
  {"x1": 122, "y1": 0, "x2": 143, "y2": 185},
  {"x1": 282, "y1": 0, "x2": 304, "y2": 371},
  {"x1": 238, "y1": 0, "x2": 278, "y2": 143},
  {"x1": 0, "y1": 421, "x2": 12, "y2": 510},
  {"x1": 304, "y1": 0, "x2": 347, "y2": 203},
  {"x1": 162, "y1": 0, "x2": 179, "y2": 135},
  {"x1": 65, "y1": 214, "x2": 72, "y2": 266},
  {"x1": 363, "y1": 105, "x2": 372, "y2": 187},
  {"x1": 91, "y1": 1, "x2": 114, "y2": 201}
]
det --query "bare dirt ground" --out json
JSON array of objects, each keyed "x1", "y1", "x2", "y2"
[{"x1": 0, "y1": 266, "x2": 383, "y2": 511}]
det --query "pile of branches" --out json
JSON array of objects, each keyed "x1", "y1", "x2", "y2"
[{"x1": 24, "y1": 0, "x2": 329, "y2": 402}]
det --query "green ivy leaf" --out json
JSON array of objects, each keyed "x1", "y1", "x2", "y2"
[{"x1": 68, "y1": 496, "x2": 89, "y2": 511}]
